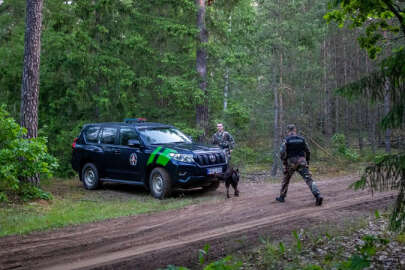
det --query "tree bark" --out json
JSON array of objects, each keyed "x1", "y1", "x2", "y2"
[
  {"x1": 223, "y1": 15, "x2": 231, "y2": 114},
  {"x1": 223, "y1": 67, "x2": 229, "y2": 112},
  {"x1": 384, "y1": 81, "x2": 391, "y2": 153},
  {"x1": 323, "y1": 36, "x2": 332, "y2": 136},
  {"x1": 196, "y1": 0, "x2": 209, "y2": 139},
  {"x1": 271, "y1": 83, "x2": 281, "y2": 177},
  {"x1": 20, "y1": 0, "x2": 44, "y2": 186},
  {"x1": 278, "y1": 53, "x2": 284, "y2": 139}
]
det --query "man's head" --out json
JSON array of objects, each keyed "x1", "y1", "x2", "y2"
[
  {"x1": 216, "y1": 123, "x2": 224, "y2": 132},
  {"x1": 286, "y1": 124, "x2": 297, "y2": 135}
]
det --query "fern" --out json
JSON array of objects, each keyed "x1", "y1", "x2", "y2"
[{"x1": 352, "y1": 153, "x2": 405, "y2": 231}]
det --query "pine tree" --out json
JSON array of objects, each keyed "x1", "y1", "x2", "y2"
[{"x1": 20, "y1": 0, "x2": 44, "y2": 185}]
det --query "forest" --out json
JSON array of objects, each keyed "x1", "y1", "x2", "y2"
[
  {"x1": 1, "y1": 0, "x2": 402, "y2": 175},
  {"x1": 0, "y1": 0, "x2": 405, "y2": 268}
]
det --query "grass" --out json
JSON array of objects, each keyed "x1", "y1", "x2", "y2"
[{"x1": 0, "y1": 177, "x2": 223, "y2": 237}]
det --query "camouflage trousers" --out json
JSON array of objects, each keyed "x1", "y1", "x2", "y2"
[{"x1": 280, "y1": 156, "x2": 320, "y2": 198}]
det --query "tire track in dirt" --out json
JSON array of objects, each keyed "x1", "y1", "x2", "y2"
[{"x1": 0, "y1": 175, "x2": 395, "y2": 270}]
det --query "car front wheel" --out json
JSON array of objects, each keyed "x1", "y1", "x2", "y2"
[
  {"x1": 149, "y1": 167, "x2": 172, "y2": 199},
  {"x1": 81, "y1": 163, "x2": 100, "y2": 190}
]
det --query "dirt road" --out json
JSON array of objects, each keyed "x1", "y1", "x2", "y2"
[{"x1": 0, "y1": 175, "x2": 395, "y2": 270}]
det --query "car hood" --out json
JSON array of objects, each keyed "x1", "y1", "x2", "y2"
[{"x1": 153, "y1": 142, "x2": 222, "y2": 154}]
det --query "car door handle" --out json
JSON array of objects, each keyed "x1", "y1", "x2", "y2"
[{"x1": 114, "y1": 150, "x2": 120, "y2": 155}]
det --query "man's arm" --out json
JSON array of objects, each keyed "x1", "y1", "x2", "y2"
[
  {"x1": 279, "y1": 139, "x2": 287, "y2": 161},
  {"x1": 225, "y1": 132, "x2": 235, "y2": 150}
]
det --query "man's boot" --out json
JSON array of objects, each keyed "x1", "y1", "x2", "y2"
[
  {"x1": 315, "y1": 195, "x2": 323, "y2": 206},
  {"x1": 276, "y1": 196, "x2": 285, "y2": 203}
]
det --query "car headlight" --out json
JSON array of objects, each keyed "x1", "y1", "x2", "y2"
[{"x1": 169, "y1": 153, "x2": 195, "y2": 163}]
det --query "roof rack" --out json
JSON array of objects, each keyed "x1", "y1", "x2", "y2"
[{"x1": 124, "y1": 118, "x2": 147, "y2": 124}]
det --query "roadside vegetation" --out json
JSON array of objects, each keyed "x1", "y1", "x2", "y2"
[{"x1": 163, "y1": 212, "x2": 405, "y2": 270}]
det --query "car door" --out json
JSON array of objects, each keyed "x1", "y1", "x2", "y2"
[
  {"x1": 116, "y1": 128, "x2": 145, "y2": 181},
  {"x1": 99, "y1": 126, "x2": 121, "y2": 179}
]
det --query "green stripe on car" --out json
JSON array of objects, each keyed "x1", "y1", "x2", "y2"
[
  {"x1": 156, "y1": 148, "x2": 177, "y2": 166},
  {"x1": 147, "y1": 147, "x2": 162, "y2": 166}
]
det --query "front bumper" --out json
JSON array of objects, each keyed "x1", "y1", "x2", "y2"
[{"x1": 170, "y1": 161, "x2": 228, "y2": 188}]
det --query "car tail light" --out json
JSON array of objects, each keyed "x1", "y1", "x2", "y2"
[{"x1": 72, "y1": 138, "x2": 78, "y2": 149}]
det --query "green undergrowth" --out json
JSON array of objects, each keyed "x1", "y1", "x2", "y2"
[
  {"x1": 164, "y1": 212, "x2": 405, "y2": 270},
  {"x1": 0, "y1": 178, "x2": 222, "y2": 237},
  {"x1": 238, "y1": 212, "x2": 404, "y2": 270}
]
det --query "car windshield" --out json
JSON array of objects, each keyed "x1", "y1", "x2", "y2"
[{"x1": 139, "y1": 127, "x2": 192, "y2": 145}]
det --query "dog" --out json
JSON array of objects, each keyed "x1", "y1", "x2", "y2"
[{"x1": 216, "y1": 167, "x2": 240, "y2": 198}]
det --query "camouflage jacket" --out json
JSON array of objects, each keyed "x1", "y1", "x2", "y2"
[{"x1": 212, "y1": 131, "x2": 235, "y2": 150}]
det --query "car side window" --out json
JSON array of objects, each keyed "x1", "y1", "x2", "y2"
[
  {"x1": 100, "y1": 127, "x2": 117, "y2": 145},
  {"x1": 119, "y1": 128, "x2": 139, "y2": 146},
  {"x1": 85, "y1": 126, "x2": 100, "y2": 143}
]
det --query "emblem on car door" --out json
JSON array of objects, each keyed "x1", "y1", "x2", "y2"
[{"x1": 129, "y1": 153, "x2": 138, "y2": 166}]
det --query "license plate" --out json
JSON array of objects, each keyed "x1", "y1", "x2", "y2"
[{"x1": 207, "y1": 167, "x2": 222, "y2": 175}]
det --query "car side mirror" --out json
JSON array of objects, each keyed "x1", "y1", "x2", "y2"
[{"x1": 128, "y1": 139, "x2": 141, "y2": 148}]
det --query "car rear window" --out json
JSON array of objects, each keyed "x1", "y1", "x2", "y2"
[
  {"x1": 100, "y1": 127, "x2": 117, "y2": 144},
  {"x1": 84, "y1": 127, "x2": 100, "y2": 143}
]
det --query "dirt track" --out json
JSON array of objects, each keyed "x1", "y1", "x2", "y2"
[{"x1": 0, "y1": 175, "x2": 395, "y2": 270}]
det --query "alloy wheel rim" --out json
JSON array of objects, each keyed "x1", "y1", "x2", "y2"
[
  {"x1": 84, "y1": 168, "x2": 96, "y2": 186},
  {"x1": 152, "y1": 173, "x2": 163, "y2": 194}
]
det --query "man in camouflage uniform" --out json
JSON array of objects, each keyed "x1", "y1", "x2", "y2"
[
  {"x1": 276, "y1": 124, "x2": 323, "y2": 206},
  {"x1": 212, "y1": 123, "x2": 235, "y2": 157}
]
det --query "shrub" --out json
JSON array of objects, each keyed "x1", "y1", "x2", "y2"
[
  {"x1": 0, "y1": 106, "x2": 58, "y2": 202},
  {"x1": 331, "y1": 133, "x2": 359, "y2": 161}
]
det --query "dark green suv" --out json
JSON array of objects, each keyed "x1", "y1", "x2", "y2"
[{"x1": 71, "y1": 119, "x2": 229, "y2": 199}]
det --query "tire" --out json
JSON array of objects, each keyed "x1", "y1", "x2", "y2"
[
  {"x1": 149, "y1": 167, "x2": 172, "y2": 199},
  {"x1": 202, "y1": 180, "x2": 220, "y2": 192},
  {"x1": 81, "y1": 163, "x2": 100, "y2": 190}
]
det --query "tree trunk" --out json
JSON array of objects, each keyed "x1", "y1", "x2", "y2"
[
  {"x1": 20, "y1": 0, "x2": 44, "y2": 186},
  {"x1": 357, "y1": 102, "x2": 363, "y2": 152},
  {"x1": 223, "y1": 15, "x2": 231, "y2": 114},
  {"x1": 196, "y1": 0, "x2": 209, "y2": 140},
  {"x1": 271, "y1": 84, "x2": 281, "y2": 177},
  {"x1": 323, "y1": 36, "x2": 332, "y2": 136},
  {"x1": 343, "y1": 34, "x2": 350, "y2": 141},
  {"x1": 278, "y1": 53, "x2": 284, "y2": 139},
  {"x1": 384, "y1": 81, "x2": 391, "y2": 153},
  {"x1": 369, "y1": 103, "x2": 377, "y2": 154},
  {"x1": 356, "y1": 44, "x2": 363, "y2": 152},
  {"x1": 223, "y1": 67, "x2": 229, "y2": 112},
  {"x1": 334, "y1": 31, "x2": 339, "y2": 133}
]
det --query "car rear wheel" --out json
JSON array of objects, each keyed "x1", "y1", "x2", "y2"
[
  {"x1": 149, "y1": 167, "x2": 171, "y2": 199},
  {"x1": 82, "y1": 163, "x2": 100, "y2": 190}
]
